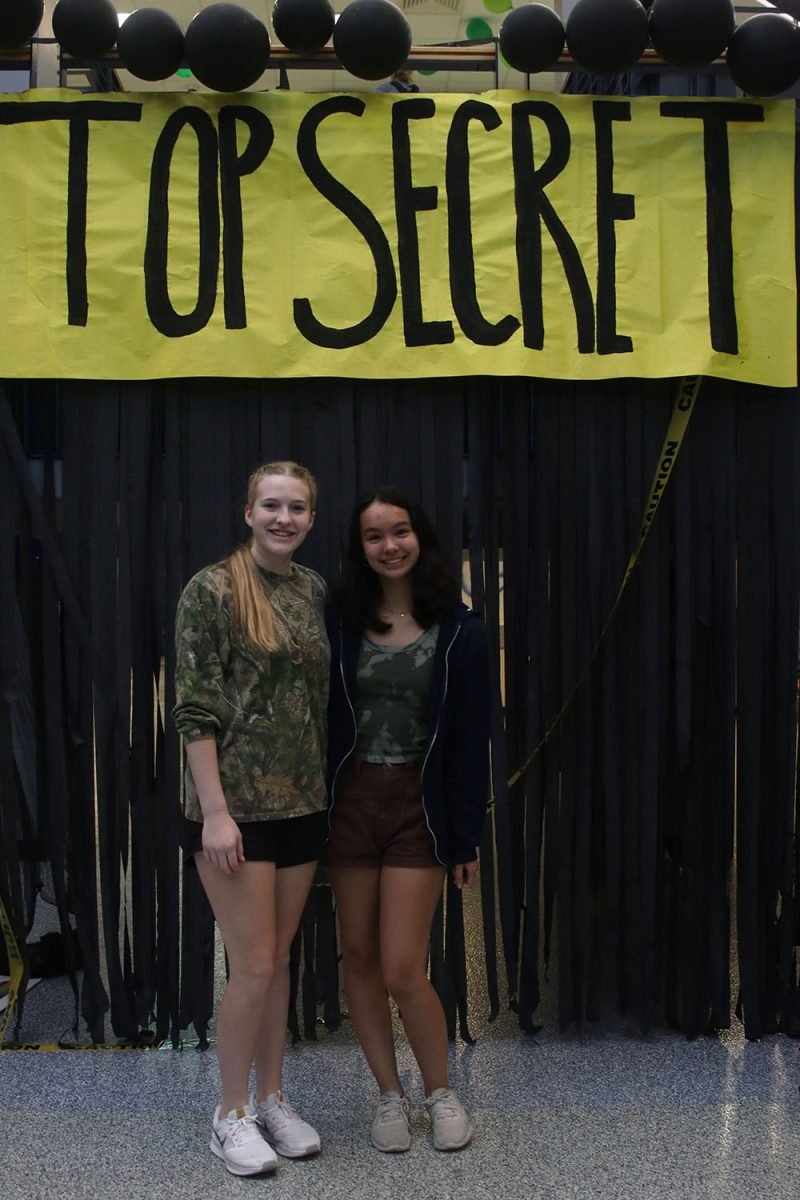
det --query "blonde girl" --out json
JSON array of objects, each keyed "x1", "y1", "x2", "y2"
[{"x1": 173, "y1": 461, "x2": 329, "y2": 1176}]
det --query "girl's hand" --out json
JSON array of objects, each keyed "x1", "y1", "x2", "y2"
[
  {"x1": 451, "y1": 860, "x2": 479, "y2": 890},
  {"x1": 202, "y1": 812, "x2": 245, "y2": 874}
]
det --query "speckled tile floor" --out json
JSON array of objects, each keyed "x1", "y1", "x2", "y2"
[
  {"x1": 2, "y1": 999, "x2": 799, "y2": 1200},
  {"x1": 2, "y1": 893, "x2": 799, "y2": 1199}
]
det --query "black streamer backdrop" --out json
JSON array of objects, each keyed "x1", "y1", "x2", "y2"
[{"x1": 0, "y1": 374, "x2": 798, "y2": 1047}]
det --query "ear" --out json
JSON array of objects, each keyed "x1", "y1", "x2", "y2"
[
  {"x1": 244, "y1": 505, "x2": 253, "y2": 528},
  {"x1": 307, "y1": 510, "x2": 316, "y2": 530}
]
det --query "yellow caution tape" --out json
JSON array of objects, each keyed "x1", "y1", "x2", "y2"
[
  {"x1": 0, "y1": 890, "x2": 23, "y2": 1045},
  {"x1": 0, "y1": 1040, "x2": 165, "y2": 1052},
  {"x1": 503, "y1": 375, "x2": 702, "y2": 794}
]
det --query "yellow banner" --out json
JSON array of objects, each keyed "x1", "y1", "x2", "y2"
[{"x1": 0, "y1": 89, "x2": 794, "y2": 384}]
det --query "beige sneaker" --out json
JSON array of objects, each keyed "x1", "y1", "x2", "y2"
[
  {"x1": 370, "y1": 1090, "x2": 412, "y2": 1152},
  {"x1": 424, "y1": 1088, "x2": 472, "y2": 1151}
]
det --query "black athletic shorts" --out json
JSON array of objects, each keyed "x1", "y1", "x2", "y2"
[{"x1": 182, "y1": 809, "x2": 328, "y2": 869}]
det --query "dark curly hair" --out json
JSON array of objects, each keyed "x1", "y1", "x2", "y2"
[{"x1": 333, "y1": 487, "x2": 460, "y2": 634}]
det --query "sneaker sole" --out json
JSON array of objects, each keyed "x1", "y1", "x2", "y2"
[
  {"x1": 268, "y1": 1140, "x2": 321, "y2": 1159},
  {"x1": 209, "y1": 1137, "x2": 278, "y2": 1175},
  {"x1": 432, "y1": 1129, "x2": 473, "y2": 1152},
  {"x1": 371, "y1": 1136, "x2": 412, "y2": 1153}
]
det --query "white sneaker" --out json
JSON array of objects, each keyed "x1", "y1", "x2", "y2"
[
  {"x1": 252, "y1": 1090, "x2": 321, "y2": 1158},
  {"x1": 424, "y1": 1087, "x2": 472, "y2": 1151},
  {"x1": 370, "y1": 1090, "x2": 411, "y2": 1152},
  {"x1": 210, "y1": 1103, "x2": 278, "y2": 1175}
]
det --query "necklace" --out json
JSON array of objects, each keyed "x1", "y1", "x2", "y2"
[{"x1": 380, "y1": 604, "x2": 409, "y2": 618}]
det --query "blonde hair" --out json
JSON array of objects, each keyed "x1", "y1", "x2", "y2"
[{"x1": 225, "y1": 461, "x2": 317, "y2": 655}]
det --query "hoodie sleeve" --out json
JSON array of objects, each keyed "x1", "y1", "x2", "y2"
[{"x1": 440, "y1": 615, "x2": 491, "y2": 865}]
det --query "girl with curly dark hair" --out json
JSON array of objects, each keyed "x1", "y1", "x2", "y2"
[{"x1": 326, "y1": 487, "x2": 490, "y2": 1155}]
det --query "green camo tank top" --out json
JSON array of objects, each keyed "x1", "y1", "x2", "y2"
[{"x1": 355, "y1": 624, "x2": 439, "y2": 763}]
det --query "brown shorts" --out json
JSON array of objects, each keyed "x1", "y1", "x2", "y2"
[{"x1": 324, "y1": 760, "x2": 441, "y2": 869}]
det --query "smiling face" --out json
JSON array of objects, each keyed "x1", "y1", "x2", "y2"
[
  {"x1": 245, "y1": 474, "x2": 315, "y2": 573},
  {"x1": 360, "y1": 500, "x2": 420, "y2": 584}
]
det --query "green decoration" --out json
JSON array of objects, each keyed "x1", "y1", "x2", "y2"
[
  {"x1": 466, "y1": 17, "x2": 493, "y2": 40},
  {"x1": 176, "y1": 67, "x2": 192, "y2": 78},
  {"x1": 483, "y1": 0, "x2": 512, "y2": 12},
  {"x1": 419, "y1": 68, "x2": 438, "y2": 76}
]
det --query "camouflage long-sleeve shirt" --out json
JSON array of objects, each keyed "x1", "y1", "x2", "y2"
[{"x1": 173, "y1": 560, "x2": 330, "y2": 823}]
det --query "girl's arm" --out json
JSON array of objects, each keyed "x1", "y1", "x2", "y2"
[
  {"x1": 442, "y1": 616, "x2": 491, "y2": 871},
  {"x1": 185, "y1": 737, "x2": 245, "y2": 874},
  {"x1": 174, "y1": 572, "x2": 243, "y2": 873},
  {"x1": 451, "y1": 860, "x2": 479, "y2": 890}
]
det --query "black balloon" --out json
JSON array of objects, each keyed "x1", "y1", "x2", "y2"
[
  {"x1": 649, "y1": 0, "x2": 735, "y2": 70},
  {"x1": 272, "y1": 0, "x2": 335, "y2": 54},
  {"x1": 0, "y1": 0, "x2": 43, "y2": 49},
  {"x1": 117, "y1": 9, "x2": 184, "y2": 82},
  {"x1": 333, "y1": 0, "x2": 412, "y2": 82},
  {"x1": 499, "y1": 4, "x2": 565, "y2": 75},
  {"x1": 566, "y1": 0, "x2": 649, "y2": 76},
  {"x1": 184, "y1": 3, "x2": 270, "y2": 93},
  {"x1": 727, "y1": 13, "x2": 800, "y2": 97},
  {"x1": 52, "y1": 0, "x2": 119, "y2": 58}
]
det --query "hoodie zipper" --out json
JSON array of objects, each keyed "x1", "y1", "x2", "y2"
[
  {"x1": 420, "y1": 619, "x2": 463, "y2": 865},
  {"x1": 328, "y1": 630, "x2": 358, "y2": 830}
]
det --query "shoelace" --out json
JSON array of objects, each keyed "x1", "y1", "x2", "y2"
[
  {"x1": 223, "y1": 1112, "x2": 261, "y2": 1146},
  {"x1": 376, "y1": 1095, "x2": 408, "y2": 1125},
  {"x1": 427, "y1": 1092, "x2": 460, "y2": 1119},
  {"x1": 264, "y1": 1095, "x2": 300, "y2": 1132}
]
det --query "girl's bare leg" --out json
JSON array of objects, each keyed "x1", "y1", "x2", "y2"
[
  {"x1": 252, "y1": 860, "x2": 318, "y2": 1099},
  {"x1": 328, "y1": 865, "x2": 402, "y2": 1094},
  {"x1": 379, "y1": 866, "x2": 448, "y2": 1096},
  {"x1": 196, "y1": 856, "x2": 277, "y2": 1115}
]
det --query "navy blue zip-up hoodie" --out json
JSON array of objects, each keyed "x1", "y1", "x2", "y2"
[{"x1": 326, "y1": 603, "x2": 490, "y2": 867}]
